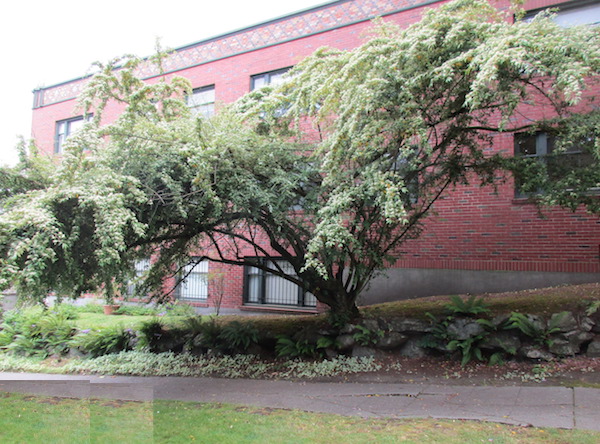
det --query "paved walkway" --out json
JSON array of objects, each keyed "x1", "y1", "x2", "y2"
[{"x1": 1, "y1": 372, "x2": 599, "y2": 431}]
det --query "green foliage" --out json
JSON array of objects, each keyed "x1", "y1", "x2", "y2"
[
  {"x1": 73, "y1": 326, "x2": 135, "y2": 357},
  {"x1": 136, "y1": 319, "x2": 167, "y2": 352},
  {"x1": 316, "y1": 335, "x2": 338, "y2": 350},
  {"x1": 447, "y1": 333, "x2": 487, "y2": 366},
  {"x1": 217, "y1": 321, "x2": 259, "y2": 352},
  {"x1": 585, "y1": 300, "x2": 600, "y2": 316},
  {"x1": 507, "y1": 312, "x2": 565, "y2": 347},
  {"x1": 0, "y1": 308, "x2": 76, "y2": 358},
  {"x1": 423, "y1": 312, "x2": 515, "y2": 366},
  {"x1": 445, "y1": 295, "x2": 490, "y2": 317},
  {"x1": 275, "y1": 336, "x2": 318, "y2": 358},
  {"x1": 115, "y1": 305, "x2": 158, "y2": 316},
  {"x1": 352, "y1": 324, "x2": 384, "y2": 346}
]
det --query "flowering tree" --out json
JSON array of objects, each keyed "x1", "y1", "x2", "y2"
[{"x1": 0, "y1": 0, "x2": 598, "y2": 318}]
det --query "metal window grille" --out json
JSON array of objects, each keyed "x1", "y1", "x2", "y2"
[
  {"x1": 126, "y1": 258, "x2": 150, "y2": 297},
  {"x1": 177, "y1": 259, "x2": 208, "y2": 300},
  {"x1": 244, "y1": 259, "x2": 316, "y2": 307}
]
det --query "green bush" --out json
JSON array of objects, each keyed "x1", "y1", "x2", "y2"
[
  {"x1": 352, "y1": 325, "x2": 384, "y2": 346},
  {"x1": 507, "y1": 312, "x2": 565, "y2": 347},
  {"x1": 445, "y1": 295, "x2": 490, "y2": 317},
  {"x1": 0, "y1": 308, "x2": 76, "y2": 358},
  {"x1": 73, "y1": 326, "x2": 136, "y2": 357},
  {"x1": 218, "y1": 321, "x2": 259, "y2": 352},
  {"x1": 137, "y1": 319, "x2": 167, "y2": 352},
  {"x1": 275, "y1": 336, "x2": 318, "y2": 358}
]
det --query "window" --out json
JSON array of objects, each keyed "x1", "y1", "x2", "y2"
[
  {"x1": 187, "y1": 85, "x2": 215, "y2": 118},
  {"x1": 514, "y1": 132, "x2": 594, "y2": 196},
  {"x1": 525, "y1": 1, "x2": 600, "y2": 27},
  {"x1": 126, "y1": 258, "x2": 150, "y2": 298},
  {"x1": 250, "y1": 67, "x2": 291, "y2": 91},
  {"x1": 244, "y1": 258, "x2": 317, "y2": 308},
  {"x1": 176, "y1": 258, "x2": 208, "y2": 300},
  {"x1": 54, "y1": 115, "x2": 91, "y2": 154}
]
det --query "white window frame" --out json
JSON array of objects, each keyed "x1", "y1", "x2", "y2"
[
  {"x1": 524, "y1": 1, "x2": 600, "y2": 27},
  {"x1": 54, "y1": 115, "x2": 91, "y2": 154},
  {"x1": 250, "y1": 67, "x2": 291, "y2": 91},
  {"x1": 187, "y1": 85, "x2": 215, "y2": 118}
]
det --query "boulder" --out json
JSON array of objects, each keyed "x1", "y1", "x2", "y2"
[
  {"x1": 586, "y1": 339, "x2": 600, "y2": 357},
  {"x1": 352, "y1": 345, "x2": 377, "y2": 358},
  {"x1": 336, "y1": 334, "x2": 355, "y2": 351},
  {"x1": 549, "y1": 311, "x2": 578, "y2": 333},
  {"x1": 447, "y1": 318, "x2": 485, "y2": 340},
  {"x1": 519, "y1": 346, "x2": 554, "y2": 361},
  {"x1": 480, "y1": 331, "x2": 520, "y2": 354},
  {"x1": 399, "y1": 337, "x2": 428, "y2": 358},
  {"x1": 376, "y1": 332, "x2": 408, "y2": 350}
]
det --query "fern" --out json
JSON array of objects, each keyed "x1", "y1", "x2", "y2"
[{"x1": 445, "y1": 295, "x2": 490, "y2": 317}]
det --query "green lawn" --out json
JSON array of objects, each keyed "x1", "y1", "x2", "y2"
[
  {"x1": 0, "y1": 392, "x2": 598, "y2": 444},
  {"x1": 73, "y1": 312, "x2": 161, "y2": 330}
]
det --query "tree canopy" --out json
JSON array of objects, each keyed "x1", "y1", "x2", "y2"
[{"x1": 1, "y1": 0, "x2": 599, "y2": 318}]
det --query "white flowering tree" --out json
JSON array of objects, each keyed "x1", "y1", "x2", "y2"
[{"x1": 1, "y1": 0, "x2": 598, "y2": 319}]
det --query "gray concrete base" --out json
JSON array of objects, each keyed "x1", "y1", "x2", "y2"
[{"x1": 360, "y1": 268, "x2": 600, "y2": 305}]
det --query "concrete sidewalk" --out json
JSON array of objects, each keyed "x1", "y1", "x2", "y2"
[{"x1": 1, "y1": 372, "x2": 599, "y2": 432}]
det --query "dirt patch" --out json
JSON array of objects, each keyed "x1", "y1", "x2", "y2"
[{"x1": 322, "y1": 355, "x2": 600, "y2": 387}]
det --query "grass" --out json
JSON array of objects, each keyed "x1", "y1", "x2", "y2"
[
  {"x1": 73, "y1": 312, "x2": 163, "y2": 330},
  {"x1": 359, "y1": 282, "x2": 600, "y2": 320},
  {"x1": 0, "y1": 392, "x2": 598, "y2": 443}
]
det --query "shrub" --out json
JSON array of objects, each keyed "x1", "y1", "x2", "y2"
[
  {"x1": 0, "y1": 308, "x2": 76, "y2": 358},
  {"x1": 275, "y1": 336, "x2": 318, "y2": 358},
  {"x1": 218, "y1": 321, "x2": 259, "y2": 352},
  {"x1": 352, "y1": 325, "x2": 384, "y2": 346},
  {"x1": 73, "y1": 326, "x2": 135, "y2": 357},
  {"x1": 445, "y1": 295, "x2": 490, "y2": 317},
  {"x1": 137, "y1": 319, "x2": 167, "y2": 352},
  {"x1": 507, "y1": 312, "x2": 566, "y2": 347}
]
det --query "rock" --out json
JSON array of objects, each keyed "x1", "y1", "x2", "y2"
[
  {"x1": 586, "y1": 339, "x2": 600, "y2": 357},
  {"x1": 549, "y1": 312, "x2": 578, "y2": 333},
  {"x1": 386, "y1": 318, "x2": 433, "y2": 333},
  {"x1": 399, "y1": 337, "x2": 428, "y2": 358},
  {"x1": 339, "y1": 324, "x2": 357, "y2": 335},
  {"x1": 324, "y1": 348, "x2": 339, "y2": 359},
  {"x1": 581, "y1": 317, "x2": 595, "y2": 332},
  {"x1": 351, "y1": 345, "x2": 376, "y2": 358},
  {"x1": 375, "y1": 332, "x2": 408, "y2": 350},
  {"x1": 480, "y1": 332, "x2": 520, "y2": 354},
  {"x1": 519, "y1": 346, "x2": 554, "y2": 361},
  {"x1": 336, "y1": 334, "x2": 355, "y2": 351},
  {"x1": 447, "y1": 318, "x2": 485, "y2": 340},
  {"x1": 549, "y1": 339, "x2": 579, "y2": 356},
  {"x1": 361, "y1": 319, "x2": 380, "y2": 332},
  {"x1": 491, "y1": 314, "x2": 512, "y2": 328}
]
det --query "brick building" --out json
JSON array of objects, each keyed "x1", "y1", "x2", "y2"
[{"x1": 30, "y1": 0, "x2": 600, "y2": 312}]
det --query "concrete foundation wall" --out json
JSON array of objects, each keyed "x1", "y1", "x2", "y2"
[{"x1": 360, "y1": 268, "x2": 600, "y2": 305}]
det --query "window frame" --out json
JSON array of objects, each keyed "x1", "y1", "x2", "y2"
[
  {"x1": 175, "y1": 258, "x2": 209, "y2": 301},
  {"x1": 243, "y1": 257, "x2": 317, "y2": 308},
  {"x1": 54, "y1": 115, "x2": 92, "y2": 154},
  {"x1": 126, "y1": 258, "x2": 150, "y2": 298},
  {"x1": 250, "y1": 67, "x2": 292, "y2": 91},
  {"x1": 513, "y1": 131, "x2": 595, "y2": 197},
  {"x1": 523, "y1": 0, "x2": 600, "y2": 27},
  {"x1": 187, "y1": 85, "x2": 215, "y2": 118}
]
